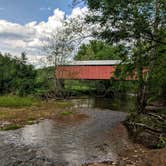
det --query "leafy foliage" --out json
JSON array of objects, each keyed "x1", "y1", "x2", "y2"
[
  {"x1": 0, "y1": 52, "x2": 36, "y2": 96},
  {"x1": 157, "y1": 137, "x2": 166, "y2": 148},
  {"x1": 83, "y1": 0, "x2": 166, "y2": 113},
  {"x1": 149, "y1": 30, "x2": 166, "y2": 98},
  {"x1": 75, "y1": 40, "x2": 126, "y2": 60},
  {"x1": 35, "y1": 66, "x2": 54, "y2": 96}
]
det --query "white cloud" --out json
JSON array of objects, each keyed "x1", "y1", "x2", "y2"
[
  {"x1": 69, "y1": 7, "x2": 88, "y2": 18},
  {"x1": 4, "y1": 39, "x2": 27, "y2": 48},
  {"x1": 0, "y1": 7, "x2": 94, "y2": 67}
]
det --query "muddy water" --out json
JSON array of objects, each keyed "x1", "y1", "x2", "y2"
[{"x1": 0, "y1": 97, "x2": 131, "y2": 166}]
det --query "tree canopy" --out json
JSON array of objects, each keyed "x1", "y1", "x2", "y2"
[
  {"x1": 74, "y1": 40, "x2": 126, "y2": 60},
  {"x1": 82, "y1": 0, "x2": 166, "y2": 113},
  {"x1": 0, "y1": 52, "x2": 36, "y2": 96}
]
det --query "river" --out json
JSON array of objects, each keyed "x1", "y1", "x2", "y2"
[{"x1": 0, "y1": 97, "x2": 135, "y2": 166}]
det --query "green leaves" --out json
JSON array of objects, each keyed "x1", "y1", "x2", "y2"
[
  {"x1": 0, "y1": 52, "x2": 36, "y2": 96},
  {"x1": 75, "y1": 40, "x2": 124, "y2": 60},
  {"x1": 84, "y1": 0, "x2": 166, "y2": 113}
]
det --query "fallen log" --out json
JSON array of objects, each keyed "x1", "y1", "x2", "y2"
[
  {"x1": 127, "y1": 122, "x2": 163, "y2": 133},
  {"x1": 146, "y1": 112, "x2": 165, "y2": 121}
]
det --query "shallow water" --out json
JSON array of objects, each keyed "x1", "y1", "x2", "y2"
[{"x1": 0, "y1": 97, "x2": 130, "y2": 166}]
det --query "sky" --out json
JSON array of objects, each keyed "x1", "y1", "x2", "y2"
[
  {"x1": 0, "y1": 0, "x2": 89, "y2": 66},
  {"x1": 0, "y1": 0, "x2": 73, "y2": 24}
]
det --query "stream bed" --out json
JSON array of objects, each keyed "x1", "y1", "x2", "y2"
[{"x1": 0, "y1": 97, "x2": 133, "y2": 166}]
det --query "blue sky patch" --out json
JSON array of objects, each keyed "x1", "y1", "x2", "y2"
[{"x1": 0, "y1": 0, "x2": 73, "y2": 24}]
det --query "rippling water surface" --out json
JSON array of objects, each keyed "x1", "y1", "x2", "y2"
[{"x1": 0, "y1": 97, "x2": 131, "y2": 166}]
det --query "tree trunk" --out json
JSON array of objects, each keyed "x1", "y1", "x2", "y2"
[
  {"x1": 135, "y1": 39, "x2": 147, "y2": 114},
  {"x1": 136, "y1": 64, "x2": 147, "y2": 114},
  {"x1": 135, "y1": 0, "x2": 159, "y2": 114}
]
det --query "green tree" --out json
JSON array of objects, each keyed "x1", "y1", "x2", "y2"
[
  {"x1": 149, "y1": 29, "x2": 166, "y2": 99},
  {"x1": 81, "y1": 0, "x2": 166, "y2": 113},
  {"x1": 75, "y1": 40, "x2": 126, "y2": 60},
  {"x1": 0, "y1": 52, "x2": 36, "y2": 96}
]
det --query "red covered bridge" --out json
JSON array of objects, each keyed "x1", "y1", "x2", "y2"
[{"x1": 56, "y1": 60, "x2": 121, "y2": 80}]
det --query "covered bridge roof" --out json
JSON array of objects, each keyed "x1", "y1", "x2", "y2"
[{"x1": 64, "y1": 60, "x2": 121, "y2": 66}]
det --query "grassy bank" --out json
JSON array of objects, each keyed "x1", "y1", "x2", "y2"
[
  {"x1": 0, "y1": 96, "x2": 39, "y2": 108},
  {"x1": 0, "y1": 96, "x2": 75, "y2": 130}
]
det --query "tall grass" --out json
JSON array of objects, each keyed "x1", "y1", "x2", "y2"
[{"x1": 0, "y1": 96, "x2": 39, "y2": 108}]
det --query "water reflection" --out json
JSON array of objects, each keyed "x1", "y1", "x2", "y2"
[
  {"x1": 71, "y1": 98, "x2": 95, "y2": 109},
  {"x1": 71, "y1": 95, "x2": 135, "y2": 111},
  {"x1": 94, "y1": 96, "x2": 135, "y2": 111}
]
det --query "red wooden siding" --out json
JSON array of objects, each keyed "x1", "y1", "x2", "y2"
[{"x1": 56, "y1": 65, "x2": 116, "y2": 80}]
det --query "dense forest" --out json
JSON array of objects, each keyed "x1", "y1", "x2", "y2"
[{"x1": 0, "y1": 52, "x2": 53, "y2": 97}]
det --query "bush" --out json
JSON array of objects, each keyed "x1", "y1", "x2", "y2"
[{"x1": 157, "y1": 136, "x2": 166, "y2": 148}]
